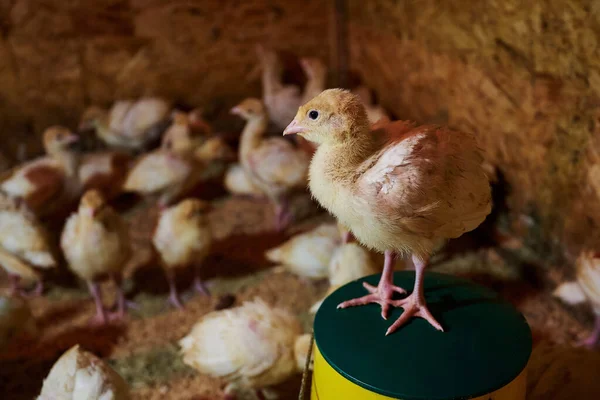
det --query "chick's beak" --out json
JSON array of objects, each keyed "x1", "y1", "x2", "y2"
[
  {"x1": 283, "y1": 119, "x2": 305, "y2": 136},
  {"x1": 230, "y1": 106, "x2": 242, "y2": 116},
  {"x1": 64, "y1": 134, "x2": 79, "y2": 144}
]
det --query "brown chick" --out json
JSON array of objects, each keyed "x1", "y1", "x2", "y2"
[
  {"x1": 80, "y1": 97, "x2": 171, "y2": 152},
  {"x1": 61, "y1": 190, "x2": 132, "y2": 325},
  {"x1": 152, "y1": 199, "x2": 212, "y2": 308},
  {"x1": 231, "y1": 98, "x2": 310, "y2": 231},
  {"x1": 0, "y1": 127, "x2": 81, "y2": 218},
  {"x1": 284, "y1": 89, "x2": 491, "y2": 335},
  {"x1": 256, "y1": 45, "x2": 303, "y2": 130}
]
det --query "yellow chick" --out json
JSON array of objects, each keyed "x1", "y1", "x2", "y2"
[
  {"x1": 61, "y1": 190, "x2": 131, "y2": 325},
  {"x1": 0, "y1": 192, "x2": 56, "y2": 296},
  {"x1": 0, "y1": 126, "x2": 81, "y2": 218},
  {"x1": 554, "y1": 251, "x2": 600, "y2": 348},
  {"x1": 0, "y1": 296, "x2": 37, "y2": 351},
  {"x1": 124, "y1": 118, "x2": 229, "y2": 208},
  {"x1": 152, "y1": 199, "x2": 212, "y2": 309},
  {"x1": 80, "y1": 97, "x2": 171, "y2": 152},
  {"x1": 37, "y1": 345, "x2": 130, "y2": 400},
  {"x1": 256, "y1": 45, "x2": 303, "y2": 130},
  {"x1": 310, "y1": 242, "x2": 380, "y2": 313},
  {"x1": 265, "y1": 223, "x2": 341, "y2": 279},
  {"x1": 351, "y1": 85, "x2": 392, "y2": 126},
  {"x1": 284, "y1": 89, "x2": 491, "y2": 335},
  {"x1": 224, "y1": 163, "x2": 265, "y2": 198},
  {"x1": 300, "y1": 57, "x2": 328, "y2": 105},
  {"x1": 231, "y1": 98, "x2": 310, "y2": 231},
  {"x1": 179, "y1": 298, "x2": 308, "y2": 399}
]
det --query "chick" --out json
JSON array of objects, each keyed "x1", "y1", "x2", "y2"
[
  {"x1": 224, "y1": 163, "x2": 265, "y2": 199},
  {"x1": 79, "y1": 150, "x2": 132, "y2": 200},
  {"x1": 0, "y1": 193, "x2": 56, "y2": 296},
  {"x1": 256, "y1": 45, "x2": 303, "y2": 130},
  {"x1": 265, "y1": 223, "x2": 341, "y2": 279},
  {"x1": 231, "y1": 98, "x2": 310, "y2": 231},
  {"x1": 80, "y1": 97, "x2": 171, "y2": 152},
  {"x1": 352, "y1": 85, "x2": 392, "y2": 126},
  {"x1": 300, "y1": 57, "x2": 327, "y2": 105},
  {"x1": 284, "y1": 89, "x2": 491, "y2": 335},
  {"x1": 124, "y1": 117, "x2": 229, "y2": 208},
  {"x1": 61, "y1": 190, "x2": 132, "y2": 325},
  {"x1": 554, "y1": 251, "x2": 600, "y2": 348},
  {"x1": 0, "y1": 296, "x2": 37, "y2": 351},
  {"x1": 37, "y1": 345, "x2": 130, "y2": 400},
  {"x1": 310, "y1": 242, "x2": 379, "y2": 313},
  {"x1": 179, "y1": 298, "x2": 308, "y2": 399},
  {"x1": 152, "y1": 199, "x2": 212, "y2": 309},
  {"x1": 0, "y1": 126, "x2": 81, "y2": 218}
]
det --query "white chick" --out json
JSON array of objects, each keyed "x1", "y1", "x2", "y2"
[
  {"x1": 224, "y1": 163, "x2": 265, "y2": 199},
  {"x1": 80, "y1": 97, "x2": 171, "y2": 152},
  {"x1": 179, "y1": 298, "x2": 308, "y2": 399},
  {"x1": 152, "y1": 199, "x2": 212, "y2": 309},
  {"x1": 37, "y1": 345, "x2": 130, "y2": 400},
  {"x1": 61, "y1": 190, "x2": 131, "y2": 326},
  {"x1": 0, "y1": 296, "x2": 36, "y2": 351},
  {"x1": 265, "y1": 223, "x2": 341, "y2": 279},
  {"x1": 310, "y1": 242, "x2": 380, "y2": 313},
  {"x1": 0, "y1": 193, "x2": 56, "y2": 296}
]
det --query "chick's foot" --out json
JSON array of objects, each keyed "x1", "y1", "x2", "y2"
[
  {"x1": 337, "y1": 280, "x2": 406, "y2": 320},
  {"x1": 577, "y1": 316, "x2": 600, "y2": 349},
  {"x1": 387, "y1": 293, "x2": 444, "y2": 335},
  {"x1": 194, "y1": 276, "x2": 210, "y2": 296}
]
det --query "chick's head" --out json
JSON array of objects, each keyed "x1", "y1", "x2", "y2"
[
  {"x1": 256, "y1": 44, "x2": 282, "y2": 72},
  {"x1": 79, "y1": 189, "x2": 107, "y2": 216},
  {"x1": 283, "y1": 89, "x2": 369, "y2": 145},
  {"x1": 43, "y1": 126, "x2": 79, "y2": 154},
  {"x1": 230, "y1": 98, "x2": 266, "y2": 121},
  {"x1": 79, "y1": 106, "x2": 108, "y2": 130},
  {"x1": 173, "y1": 199, "x2": 211, "y2": 221},
  {"x1": 300, "y1": 57, "x2": 326, "y2": 80}
]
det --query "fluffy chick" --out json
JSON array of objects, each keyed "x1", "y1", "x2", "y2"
[
  {"x1": 231, "y1": 98, "x2": 310, "y2": 231},
  {"x1": 554, "y1": 251, "x2": 600, "y2": 348},
  {"x1": 352, "y1": 85, "x2": 391, "y2": 126},
  {"x1": 61, "y1": 190, "x2": 131, "y2": 325},
  {"x1": 224, "y1": 163, "x2": 265, "y2": 198},
  {"x1": 310, "y1": 242, "x2": 379, "y2": 313},
  {"x1": 0, "y1": 296, "x2": 37, "y2": 351},
  {"x1": 256, "y1": 45, "x2": 303, "y2": 130},
  {"x1": 0, "y1": 192, "x2": 56, "y2": 296},
  {"x1": 284, "y1": 89, "x2": 491, "y2": 335},
  {"x1": 152, "y1": 199, "x2": 212, "y2": 309},
  {"x1": 179, "y1": 298, "x2": 307, "y2": 399},
  {"x1": 265, "y1": 223, "x2": 341, "y2": 279},
  {"x1": 37, "y1": 345, "x2": 130, "y2": 400},
  {"x1": 79, "y1": 150, "x2": 132, "y2": 200},
  {"x1": 300, "y1": 57, "x2": 327, "y2": 105},
  {"x1": 80, "y1": 97, "x2": 171, "y2": 152},
  {"x1": 0, "y1": 126, "x2": 81, "y2": 218}
]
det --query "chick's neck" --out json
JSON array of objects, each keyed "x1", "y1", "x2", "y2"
[
  {"x1": 50, "y1": 148, "x2": 80, "y2": 176},
  {"x1": 316, "y1": 131, "x2": 378, "y2": 181},
  {"x1": 239, "y1": 115, "x2": 269, "y2": 158},
  {"x1": 261, "y1": 63, "x2": 284, "y2": 95}
]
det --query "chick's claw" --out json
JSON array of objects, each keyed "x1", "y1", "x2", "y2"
[
  {"x1": 337, "y1": 281, "x2": 407, "y2": 320},
  {"x1": 387, "y1": 294, "x2": 444, "y2": 335}
]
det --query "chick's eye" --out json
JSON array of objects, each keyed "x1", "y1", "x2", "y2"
[{"x1": 308, "y1": 110, "x2": 319, "y2": 120}]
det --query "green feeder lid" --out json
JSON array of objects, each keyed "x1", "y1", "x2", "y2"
[{"x1": 314, "y1": 271, "x2": 532, "y2": 400}]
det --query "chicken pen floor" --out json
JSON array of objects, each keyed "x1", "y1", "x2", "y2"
[{"x1": 1, "y1": 186, "x2": 600, "y2": 400}]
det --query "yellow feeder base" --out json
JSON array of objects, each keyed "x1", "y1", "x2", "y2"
[{"x1": 311, "y1": 345, "x2": 527, "y2": 400}]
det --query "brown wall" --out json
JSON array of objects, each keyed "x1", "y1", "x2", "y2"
[
  {"x1": 348, "y1": 0, "x2": 600, "y2": 261},
  {"x1": 0, "y1": 0, "x2": 330, "y2": 160}
]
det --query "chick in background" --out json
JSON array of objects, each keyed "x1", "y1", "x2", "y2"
[
  {"x1": 153, "y1": 198, "x2": 213, "y2": 309},
  {"x1": 61, "y1": 190, "x2": 132, "y2": 325}
]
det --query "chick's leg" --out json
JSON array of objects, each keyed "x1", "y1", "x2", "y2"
[
  {"x1": 194, "y1": 267, "x2": 209, "y2": 296},
  {"x1": 166, "y1": 271, "x2": 184, "y2": 309},
  {"x1": 109, "y1": 274, "x2": 137, "y2": 321},
  {"x1": 387, "y1": 255, "x2": 443, "y2": 335},
  {"x1": 337, "y1": 250, "x2": 406, "y2": 319},
  {"x1": 578, "y1": 315, "x2": 600, "y2": 349},
  {"x1": 274, "y1": 198, "x2": 293, "y2": 232},
  {"x1": 87, "y1": 281, "x2": 108, "y2": 326}
]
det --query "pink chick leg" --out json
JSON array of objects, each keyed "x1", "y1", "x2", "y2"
[
  {"x1": 87, "y1": 281, "x2": 108, "y2": 326},
  {"x1": 274, "y1": 199, "x2": 293, "y2": 232},
  {"x1": 167, "y1": 273, "x2": 184, "y2": 309},
  {"x1": 194, "y1": 273, "x2": 210, "y2": 296},
  {"x1": 109, "y1": 274, "x2": 138, "y2": 321},
  {"x1": 337, "y1": 250, "x2": 407, "y2": 319},
  {"x1": 578, "y1": 315, "x2": 600, "y2": 349},
  {"x1": 386, "y1": 255, "x2": 444, "y2": 335}
]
